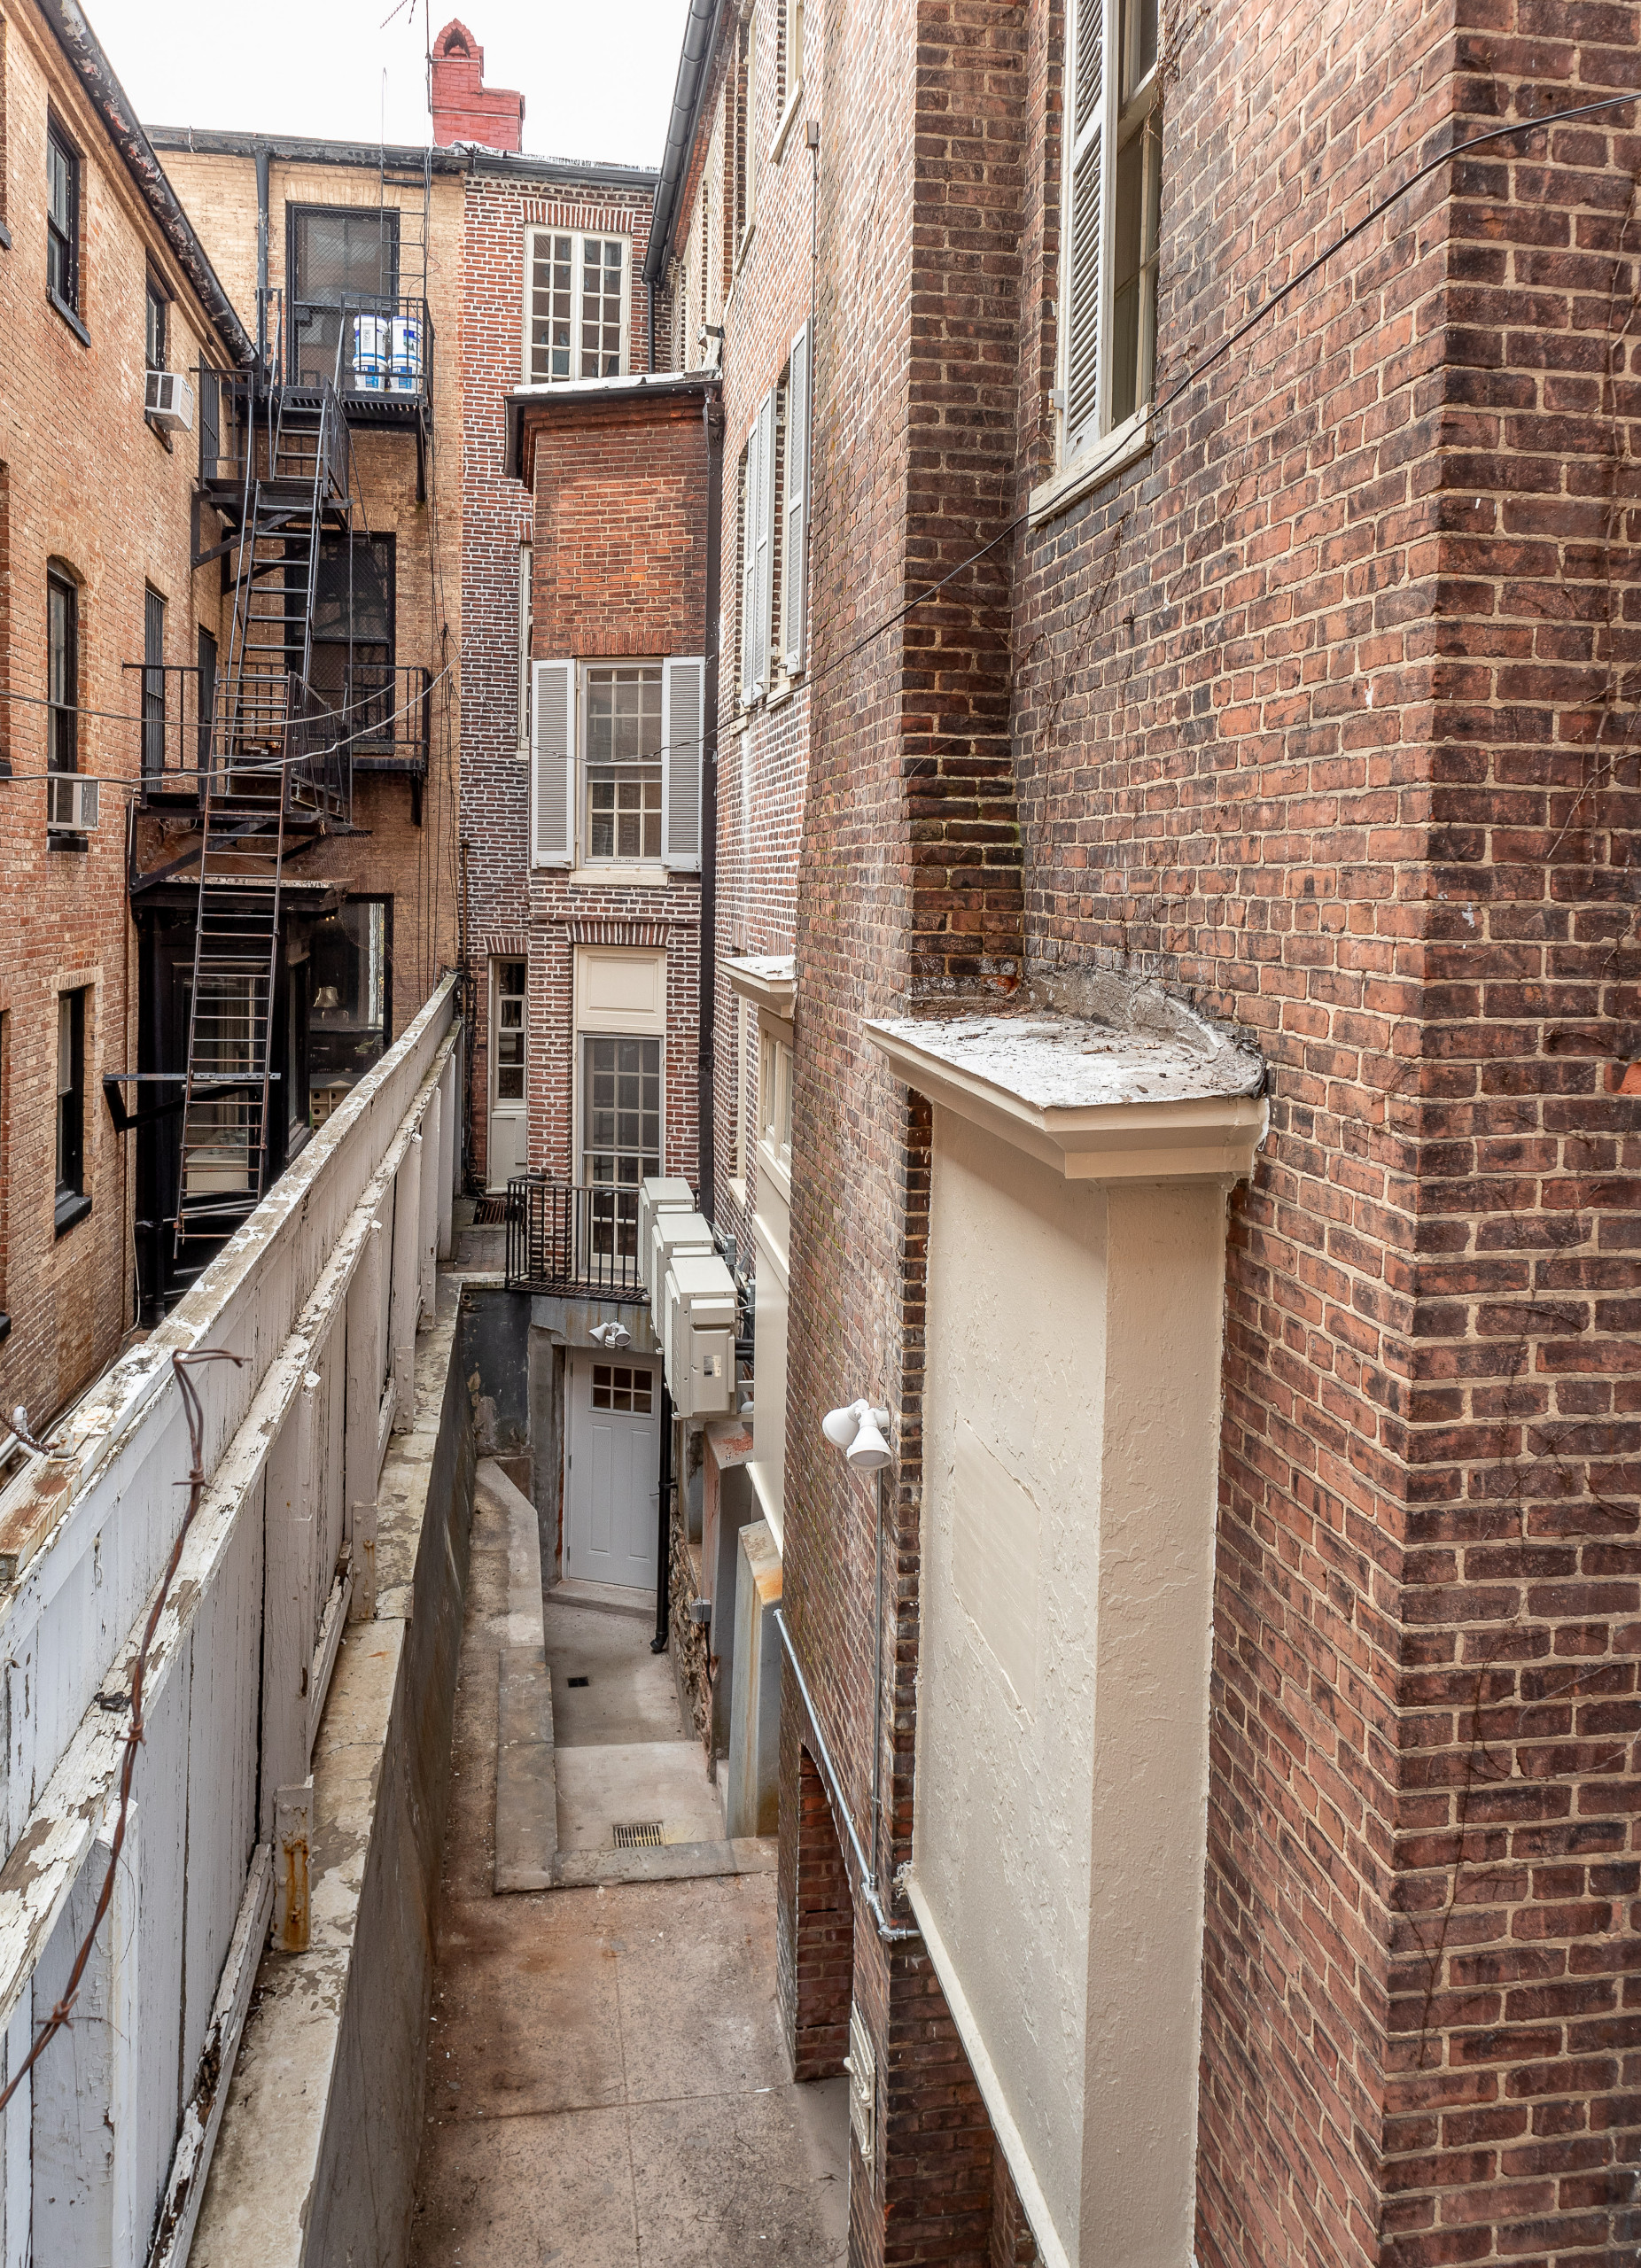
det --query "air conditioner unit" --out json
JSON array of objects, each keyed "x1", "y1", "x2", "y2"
[
  {"x1": 664, "y1": 1253, "x2": 736, "y2": 1420},
  {"x1": 638, "y1": 1177, "x2": 697, "y2": 1290},
  {"x1": 46, "y1": 774, "x2": 98, "y2": 833},
  {"x1": 145, "y1": 369, "x2": 195, "y2": 432},
  {"x1": 646, "y1": 1208, "x2": 715, "y2": 1321}
]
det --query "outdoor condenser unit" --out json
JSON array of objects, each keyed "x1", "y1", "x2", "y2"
[
  {"x1": 638, "y1": 1177, "x2": 697, "y2": 1294},
  {"x1": 45, "y1": 774, "x2": 99, "y2": 832},
  {"x1": 663, "y1": 1252, "x2": 736, "y2": 1420},
  {"x1": 144, "y1": 369, "x2": 195, "y2": 431},
  {"x1": 646, "y1": 1209, "x2": 715, "y2": 1322}
]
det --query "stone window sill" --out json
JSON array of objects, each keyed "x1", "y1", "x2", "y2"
[
  {"x1": 55, "y1": 1191, "x2": 92, "y2": 1239},
  {"x1": 770, "y1": 83, "x2": 805, "y2": 165},
  {"x1": 1028, "y1": 407, "x2": 1153, "y2": 528},
  {"x1": 49, "y1": 288, "x2": 90, "y2": 349},
  {"x1": 567, "y1": 866, "x2": 671, "y2": 890}
]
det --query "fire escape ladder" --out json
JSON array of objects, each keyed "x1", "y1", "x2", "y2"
[{"x1": 174, "y1": 356, "x2": 353, "y2": 1255}]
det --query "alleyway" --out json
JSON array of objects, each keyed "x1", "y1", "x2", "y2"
[{"x1": 408, "y1": 1464, "x2": 849, "y2": 2265}]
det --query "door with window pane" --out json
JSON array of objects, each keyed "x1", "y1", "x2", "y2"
[
  {"x1": 581, "y1": 1035, "x2": 660, "y2": 1266},
  {"x1": 488, "y1": 959, "x2": 527, "y2": 1192}
]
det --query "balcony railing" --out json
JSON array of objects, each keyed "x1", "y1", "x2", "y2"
[
  {"x1": 284, "y1": 296, "x2": 433, "y2": 418},
  {"x1": 126, "y1": 664, "x2": 353, "y2": 822},
  {"x1": 345, "y1": 663, "x2": 431, "y2": 773},
  {"x1": 124, "y1": 660, "x2": 211, "y2": 791},
  {"x1": 506, "y1": 1178, "x2": 649, "y2": 1301}
]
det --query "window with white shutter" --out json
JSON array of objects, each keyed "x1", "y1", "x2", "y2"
[
  {"x1": 782, "y1": 324, "x2": 810, "y2": 673},
  {"x1": 531, "y1": 658, "x2": 574, "y2": 866},
  {"x1": 661, "y1": 656, "x2": 704, "y2": 871},
  {"x1": 751, "y1": 388, "x2": 775, "y2": 698},
  {"x1": 738, "y1": 443, "x2": 758, "y2": 709},
  {"x1": 1062, "y1": 0, "x2": 1161, "y2": 461}
]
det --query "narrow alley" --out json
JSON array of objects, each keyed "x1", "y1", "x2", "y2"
[{"x1": 408, "y1": 1459, "x2": 849, "y2": 2265}]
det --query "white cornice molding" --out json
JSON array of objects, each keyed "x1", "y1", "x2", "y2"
[{"x1": 722, "y1": 953, "x2": 797, "y2": 1014}]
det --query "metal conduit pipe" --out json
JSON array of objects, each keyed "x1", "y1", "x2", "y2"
[{"x1": 773, "y1": 1607, "x2": 920, "y2": 1944}]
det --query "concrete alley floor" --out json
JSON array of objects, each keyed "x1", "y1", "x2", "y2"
[{"x1": 408, "y1": 1463, "x2": 849, "y2": 2265}]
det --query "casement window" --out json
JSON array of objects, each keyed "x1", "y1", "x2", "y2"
[
  {"x1": 525, "y1": 230, "x2": 628, "y2": 383},
  {"x1": 1062, "y1": 0, "x2": 1162, "y2": 461},
  {"x1": 530, "y1": 656, "x2": 704, "y2": 872},
  {"x1": 144, "y1": 273, "x2": 167, "y2": 371},
  {"x1": 45, "y1": 115, "x2": 80, "y2": 320},
  {"x1": 517, "y1": 544, "x2": 533, "y2": 755},
  {"x1": 142, "y1": 586, "x2": 165, "y2": 777},
  {"x1": 55, "y1": 987, "x2": 89, "y2": 1232},
  {"x1": 46, "y1": 566, "x2": 77, "y2": 773}
]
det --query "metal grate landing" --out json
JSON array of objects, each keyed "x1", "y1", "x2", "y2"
[{"x1": 612, "y1": 1821, "x2": 665, "y2": 1850}]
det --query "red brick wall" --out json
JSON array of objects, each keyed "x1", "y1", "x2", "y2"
[{"x1": 429, "y1": 20, "x2": 524, "y2": 152}]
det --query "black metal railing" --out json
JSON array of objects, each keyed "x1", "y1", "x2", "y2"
[
  {"x1": 344, "y1": 663, "x2": 431, "y2": 770},
  {"x1": 285, "y1": 296, "x2": 432, "y2": 408},
  {"x1": 123, "y1": 662, "x2": 211, "y2": 788},
  {"x1": 505, "y1": 1179, "x2": 648, "y2": 1301}
]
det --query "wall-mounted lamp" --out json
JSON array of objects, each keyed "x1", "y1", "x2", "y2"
[
  {"x1": 821, "y1": 1399, "x2": 893, "y2": 1472},
  {"x1": 589, "y1": 1322, "x2": 632, "y2": 1350}
]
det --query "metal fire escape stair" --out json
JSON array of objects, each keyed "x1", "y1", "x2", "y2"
[{"x1": 174, "y1": 355, "x2": 354, "y2": 1257}]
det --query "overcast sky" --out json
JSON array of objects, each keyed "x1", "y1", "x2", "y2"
[{"x1": 89, "y1": 0, "x2": 681, "y2": 169}]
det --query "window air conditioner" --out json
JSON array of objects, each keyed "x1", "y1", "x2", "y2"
[
  {"x1": 145, "y1": 369, "x2": 195, "y2": 432},
  {"x1": 46, "y1": 774, "x2": 98, "y2": 833}
]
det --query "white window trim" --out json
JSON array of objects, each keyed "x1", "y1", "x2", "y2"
[
  {"x1": 572, "y1": 1029, "x2": 666, "y2": 1192},
  {"x1": 578, "y1": 657, "x2": 666, "y2": 872},
  {"x1": 489, "y1": 956, "x2": 528, "y2": 1119},
  {"x1": 1054, "y1": 0, "x2": 1163, "y2": 496},
  {"x1": 769, "y1": 80, "x2": 805, "y2": 165},
  {"x1": 520, "y1": 227, "x2": 633, "y2": 386},
  {"x1": 516, "y1": 542, "x2": 533, "y2": 759}
]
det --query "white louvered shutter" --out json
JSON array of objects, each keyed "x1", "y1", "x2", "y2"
[
  {"x1": 532, "y1": 659, "x2": 574, "y2": 866},
  {"x1": 1064, "y1": 0, "x2": 1104, "y2": 453},
  {"x1": 661, "y1": 656, "x2": 704, "y2": 871},
  {"x1": 739, "y1": 441, "x2": 759, "y2": 707},
  {"x1": 782, "y1": 323, "x2": 810, "y2": 673},
  {"x1": 752, "y1": 388, "x2": 775, "y2": 697}
]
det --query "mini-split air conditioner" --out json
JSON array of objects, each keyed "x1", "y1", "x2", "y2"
[
  {"x1": 663, "y1": 1252, "x2": 737, "y2": 1421},
  {"x1": 144, "y1": 369, "x2": 195, "y2": 432}
]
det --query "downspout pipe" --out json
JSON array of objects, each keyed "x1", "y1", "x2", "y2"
[
  {"x1": 774, "y1": 1608, "x2": 920, "y2": 1943},
  {"x1": 697, "y1": 386, "x2": 724, "y2": 1221}
]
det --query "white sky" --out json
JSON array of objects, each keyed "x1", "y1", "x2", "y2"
[{"x1": 88, "y1": 0, "x2": 682, "y2": 171}]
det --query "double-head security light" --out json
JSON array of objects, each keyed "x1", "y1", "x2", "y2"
[
  {"x1": 589, "y1": 1321, "x2": 632, "y2": 1350},
  {"x1": 821, "y1": 1399, "x2": 894, "y2": 1472}
]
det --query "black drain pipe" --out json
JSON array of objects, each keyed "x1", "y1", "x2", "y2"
[{"x1": 651, "y1": 1381, "x2": 673, "y2": 1653}]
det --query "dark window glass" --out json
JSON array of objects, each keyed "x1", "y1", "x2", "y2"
[
  {"x1": 56, "y1": 989, "x2": 86, "y2": 1217},
  {"x1": 143, "y1": 587, "x2": 166, "y2": 777},
  {"x1": 307, "y1": 898, "x2": 392, "y2": 1125},
  {"x1": 289, "y1": 206, "x2": 399, "y2": 390},
  {"x1": 198, "y1": 366, "x2": 222, "y2": 479},
  {"x1": 299, "y1": 534, "x2": 394, "y2": 729},
  {"x1": 47, "y1": 570, "x2": 76, "y2": 773},
  {"x1": 197, "y1": 626, "x2": 217, "y2": 773},
  {"x1": 46, "y1": 120, "x2": 79, "y2": 313},
  {"x1": 583, "y1": 1036, "x2": 662, "y2": 1187},
  {"x1": 144, "y1": 276, "x2": 167, "y2": 371},
  {"x1": 494, "y1": 960, "x2": 525, "y2": 1102}
]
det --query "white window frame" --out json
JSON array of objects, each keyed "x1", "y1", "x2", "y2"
[
  {"x1": 517, "y1": 542, "x2": 533, "y2": 758},
  {"x1": 579, "y1": 659, "x2": 666, "y2": 871},
  {"x1": 521, "y1": 228, "x2": 632, "y2": 385},
  {"x1": 1056, "y1": 0, "x2": 1161, "y2": 476},
  {"x1": 572, "y1": 1029, "x2": 666, "y2": 1192}
]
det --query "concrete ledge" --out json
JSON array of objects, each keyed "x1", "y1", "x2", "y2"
[
  {"x1": 192, "y1": 1288, "x2": 475, "y2": 2268},
  {"x1": 554, "y1": 1835, "x2": 777, "y2": 1889},
  {"x1": 548, "y1": 1576, "x2": 657, "y2": 1619},
  {"x1": 496, "y1": 1644, "x2": 557, "y2": 1891}
]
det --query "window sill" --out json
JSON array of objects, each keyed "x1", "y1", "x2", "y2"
[
  {"x1": 1028, "y1": 407, "x2": 1154, "y2": 528},
  {"x1": 767, "y1": 672, "x2": 804, "y2": 711},
  {"x1": 54, "y1": 1191, "x2": 92, "y2": 1239},
  {"x1": 567, "y1": 865, "x2": 672, "y2": 889},
  {"x1": 47, "y1": 831, "x2": 89, "y2": 855},
  {"x1": 727, "y1": 1177, "x2": 748, "y2": 1211},
  {"x1": 758, "y1": 1140, "x2": 792, "y2": 1208},
  {"x1": 734, "y1": 221, "x2": 757, "y2": 281},
  {"x1": 49, "y1": 289, "x2": 90, "y2": 349},
  {"x1": 770, "y1": 82, "x2": 805, "y2": 165},
  {"x1": 0, "y1": 222, "x2": 12, "y2": 253},
  {"x1": 145, "y1": 411, "x2": 175, "y2": 454}
]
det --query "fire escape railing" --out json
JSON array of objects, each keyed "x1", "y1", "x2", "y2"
[{"x1": 505, "y1": 1180, "x2": 649, "y2": 1302}]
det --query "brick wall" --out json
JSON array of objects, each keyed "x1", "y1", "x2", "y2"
[
  {"x1": 429, "y1": 19, "x2": 524, "y2": 152},
  {"x1": 0, "y1": 3, "x2": 240, "y2": 1420}
]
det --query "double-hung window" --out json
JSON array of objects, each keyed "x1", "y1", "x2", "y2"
[
  {"x1": 585, "y1": 666, "x2": 664, "y2": 861},
  {"x1": 46, "y1": 116, "x2": 80, "y2": 321},
  {"x1": 525, "y1": 231, "x2": 628, "y2": 382},
  {"x1": 737, "y1": 324, "x2": 811, "y2": 705},
  {"x1": 1062, "y1": 0, "x2": 1162, "y2": 465},
  {"x1": 55, "y1": 988, "x2": 89, "y2": 1232},
  {"x1": 530, "y1": 656, "x2": 704, "y2": 873},
  {"x1": 47, "y1": 567, "x2": 77, "y2": 773}
]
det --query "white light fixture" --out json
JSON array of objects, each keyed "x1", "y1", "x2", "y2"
[
  {"x1": 589, "y1": 1322, "x2": 632, "y2": 1350},
  {"x1": 820, "y1": 1399, "x2": 893, "y2": 1469}
]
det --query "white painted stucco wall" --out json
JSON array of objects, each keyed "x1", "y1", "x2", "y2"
[{"x1": 914, "y1": 1105, "x2": 1229, "y2": 2268}]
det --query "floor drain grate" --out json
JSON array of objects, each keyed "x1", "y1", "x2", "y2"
[
  {"x1": 612, "y1": 1821, "x2": 665, "y2": 1849},
  {"x1": 471, "y1": 1196, "x2": 509, "y2": 1225}
]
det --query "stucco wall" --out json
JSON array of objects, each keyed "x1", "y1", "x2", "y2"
[{"x1": 914, "y1": 1106, "x2": 1228, "y2": 2268}]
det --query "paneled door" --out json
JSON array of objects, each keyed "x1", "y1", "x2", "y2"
[{"x1": 564, "y1": 1352, "x2": 659, "y2": 1589}]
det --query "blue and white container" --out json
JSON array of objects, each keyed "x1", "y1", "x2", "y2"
[
  {"x1": 389, "y1": 315, "x2": 424, "y2": 394},
  {"x1": 352, "y1": 314, "x2": 389, "y2": 392}
]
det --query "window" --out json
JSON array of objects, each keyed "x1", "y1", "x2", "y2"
[
  {"x1": 144, "y1": 274, "x2": 167, "y2": 371},
  {"x1": 197, "y1": 626, "x2": 217, "y2": 773},
  {"x1": 731, "y1": 997, "x2": 751, "y2": 1190},
  {"x1": 759, "y1": 1027, "x2": 793, "y2": 1172},
  {"x1": 47, "y1": 567, "x2": 77, "y2": 773},
  {"x1": 731, "y1": 14, "x2": 754, "y2": 253},
  {"x1": 739, "y1": 391, "x2": 775, "y2": 704},
  {"x1": 1062, "y1": 0, "x2": 1162, "y2": 459},
  {"x1": 55, "y1": 988, "x2": 89, "y2": 1232},
  {"x1": 517, "y1": 544, "x2": 533, "y2": 755},
  {"x1": 583, "y1": 664, "x2": 662, "y2": 861},
  {"x1": 308, "y1": 898, "x2": 390, "y2": 1124},
  {"x1": 583, "y1": 1036, "x2": 662, "y2": 1189},
  {"x1": 591, "y1": 1363, "x2": 652, "y2": 1414},
  {"x1": 142, "y1": 586, "x2": 165, "y2": 777},
  {"x1": 303, "y1": 533, "x2": 393, "y2": 731},
  {"x1": 288, "y1": 205, "x2": 398, "y2": 389},
  {"x1": 777, "y1": 0, "x2": 804, "y2": 116},
  {"x1": 46, "y1": 117, "x2": 80, "y2": 318},
  {"x1": 525, "y1": 232, "x2": 627, "y2": 383},
  {"x1": 494, "y1": 959, "x2": 526, "y2": 1105}
]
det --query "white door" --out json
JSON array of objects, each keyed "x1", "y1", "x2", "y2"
[
  {"x1": 488, "y1": 957, "x2": 527, "y2": 1192},
  {"x1": 565, "y1": 1352, "x2": 660, "y2": 1589}
]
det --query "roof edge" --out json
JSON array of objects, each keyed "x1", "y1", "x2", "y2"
[
  {"x1": 644, "y1": 0, "x2": 726, "y2": 288},
  {"x1": 145, "y1": 124, "x2": 656, "y2": 190},
  {"x1": 42, "y1": 0, "x2": 255, "y2": 363},
  {"x1": 505, "y1": 370, "x2": 721, "y2": 482}
]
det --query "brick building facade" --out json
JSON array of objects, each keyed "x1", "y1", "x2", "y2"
[
  {"x1": 0, "y1": 0, "x2": 250, "y2": 1420},
  {"x1": 644, "y1": 0, "x2": 1641, "y2": 2264}
]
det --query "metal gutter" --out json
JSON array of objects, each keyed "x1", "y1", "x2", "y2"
[
  {"x1": 643, "y1": 0, "x2": 725, "y2": 288},
  {"x1": 504, "y1": 369, "x2": 720, "y2": 484},
  {"x1": 146, "y1": 123, "x2": 469, "y2": 174},
  {"x1": 39, "y1": 2, "x2": 255, "y2": 363}
]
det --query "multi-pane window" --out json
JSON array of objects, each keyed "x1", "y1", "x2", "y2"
[
  {"x1": 591, "y1": 1363, "x2": 653, "y2": 1414},
  {"x1": 308, "y1": 898, "x2": 390, "y2": 1123},
  {"x1": 777, "y1": 0, "x2": 804, "y2": 113},
  {"x1": 525, "y1": 232, "x2": 627, "y2": 382},
  {"x1": 583, "y1": 1036, "x2": 662, "y2": 1188},
  {"x1": 494, "y1": 959, "x2": 526, "y2": 1104},
  {"x1": 288, "y1": 206, "x2": 398, "y2": 389},
  {"x1": 46, "y1": 118, "x2": 80, "y2": 315},
  {"x1": 1062, "y1": 0, "x2": 1162, "y2": 458},
  {"x1": 760, "y1": 1029, "x2": 793, "y2": 1169},
  {"x1": 143, "y1": 586, "x2": 166, "y2": 777},
  {"x1": 56, "y1": 988, "x2": 87, "y2": 1227},
  {"x1": 144, "y1": 275, "x2": 167, "y2": 371},
  {"x1": 584, "y1": 664, "x2": 663, "y2": 861},
  {"x1": 47, "y1": 568, "x2": 77, "y2": 773}
]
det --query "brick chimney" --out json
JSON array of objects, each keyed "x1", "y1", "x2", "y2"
[{"x1": 428, "y1": 19, "x2": 525, "y2": 151}]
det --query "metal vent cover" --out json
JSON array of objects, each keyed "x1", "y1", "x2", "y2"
[{"x1": 612, "y1": 1820, "x2": 665, "y2": 1849}]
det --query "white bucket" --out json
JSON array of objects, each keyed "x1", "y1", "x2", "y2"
[
  {"x1": 352, "y1": 315, "x2": 389, "y2": 392},
  {"x1": 389, "y1": 316, "x2": 423, "y2": 393}
]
